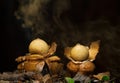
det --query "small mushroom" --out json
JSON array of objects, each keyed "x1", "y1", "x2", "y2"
[
  {"x1": 64, "y1": 43, "x2": 89, "y2": 63},
  {"x1": 65, "y1": 40, "x2": 100, "y2": 75},
  {"x1": 65, "y1": 40, "x2": 100, "y2": 63},
  {"x1": 16, "y1": 38, "x2": 61, "y2": 72},
  {"x1": 29, "y1": 38, "x2": 50, "y2": 54},
  {"x1": 70, "y1": 43, "x2": 89, "y2": 61}
]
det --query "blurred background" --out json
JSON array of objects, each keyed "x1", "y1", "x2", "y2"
[
  {"x1": 0, "y1": 0, "x2": 120, "y2": 78},
  {"x1": 0, "y1": 0, "x2": 30, "y2": 72}
]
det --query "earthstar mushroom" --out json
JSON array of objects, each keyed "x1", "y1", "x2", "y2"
[
  {"x1": 65, "y1": 40, "x2": 100, "y2": 74},
  {"x1": 16, "y1": 38, "x2": 60, "y2": 72}
]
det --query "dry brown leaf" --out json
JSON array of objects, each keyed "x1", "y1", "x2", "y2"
[
  {"x1": 93, "y1": 72, "x2": 110, "y2": 80},
  {"x1": 88, "y1": 40, "x2": 100, "y2": 61}
]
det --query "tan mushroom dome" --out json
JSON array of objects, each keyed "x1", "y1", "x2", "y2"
[
  {"x1": 70, "y1": 43, "x2": 89, "y2": 61},
  {"x1": 29, "y1": 38, "x2": 49, "y2": 54}
]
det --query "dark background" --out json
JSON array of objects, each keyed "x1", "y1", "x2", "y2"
[
  {"x1": 0, "y1": 0, "x2": 29, "y2": 72},
  {"x1": 0, "y1": 0, "x2": 120, "y2": 78}
]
